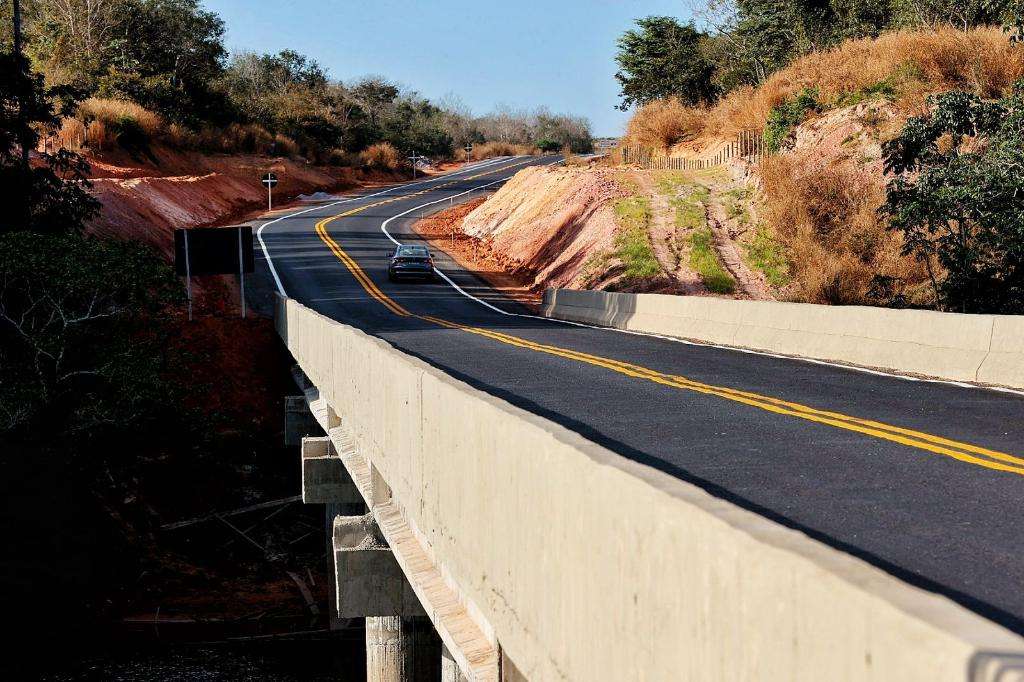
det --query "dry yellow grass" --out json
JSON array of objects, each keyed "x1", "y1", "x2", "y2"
[
  {"x1": 273, "y1": 133, "x2": 299, "y2": 158},
  {"x1": 56, "y1": 117, "x2": 87, "y2": 151},
  {"x1": 465, "y1": 141, "x2": 540, "y2": 160},
  {"x1": 759, "y1": 154, "x2": 931, "y2": 305},
  {"x1": 624, "y1": 98, "x2": 706, "y2": 151},
  {"x1": 624, "y1": 27, "x2": 1024, "y2": 146},
  {"x1": 85, "y1": 120, "x2": 114, "y2": 150},
  {"x1": 78, "y1": 98, "x2": 163, "y2": 137},
  {"x1": 360, "y1": 142, "x2": 402, "y2": 170}
]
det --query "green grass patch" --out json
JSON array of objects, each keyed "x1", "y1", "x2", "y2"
[
  {"x1": 689, "y1": 226, "x2": 735, "y2": 294},
  {"x1": 722, "y1": 187, "x2": 751, "y2": 224},
  {"x1": 612, "y1": 196, "x2": 661, "y2": 281},
  {"x1": 743, "y1": 226, "x2": 790, "y2": 288},
  {"x1": 764, "y1": 87, "x2": 820, "y2": 153}
]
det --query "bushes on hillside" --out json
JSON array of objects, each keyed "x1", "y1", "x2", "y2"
[
  {"x1": 360, "y1": 142, "x2": 402, "y2": 171},
  {"x1": 19, "y1": 2, "x2": 591, "y2": 164},
  {"x1": 622, "y1": 27, "x2": 1024, "y2": 148},
  {"x1": 764, "y1": 88, "x2": 821, "y2": 152},
  {"x1": 624, "y1": 98, "x2": 706, "y2": 151},
  {"x1": 883, "y1": 87, "x2": 1024, "y2": 313}
]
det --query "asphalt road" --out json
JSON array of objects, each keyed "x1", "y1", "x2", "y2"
[{"x1": 250, "y1": 155, "x2": 1024, "y2": 634}]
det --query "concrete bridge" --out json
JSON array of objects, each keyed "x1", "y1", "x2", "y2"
[{"x1": 277, "y1": 293, "x2": 1024, "y2": 681}]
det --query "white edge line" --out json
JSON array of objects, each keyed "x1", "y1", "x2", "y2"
[
  {"x1": 379, "y1": 167, "x2": 1024, "y2": 399},
  {"x1": 256, "y1": 156, "x2": 516, "y2": 296}
]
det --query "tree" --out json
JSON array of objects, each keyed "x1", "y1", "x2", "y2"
[
  {"x1": 0, "y1": 230, "x2": 181, "y2": 434},
  {"x1": 882, "y1": 88, "x2": 1024, "y2": 313},
  {"x1": 614, "y1": 16, "x2": 716, "y2": 110},
  {"x1": 0, "y1": 50, "x2": 179, "y2": 436},
  {"x1": 97, "y1": 0, "x2": 228, "y2": 123},
  {"x1": 0, "y1": 53, "x2": 98, "y2": 234}
]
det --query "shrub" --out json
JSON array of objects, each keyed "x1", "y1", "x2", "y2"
[
  {"x1": 327, "y1": 148, "x2": 358, "y2": 166},
  {"x1": 0, "y1": 231, "x2": 182, "y2": 434},
  {"x1": 623, "y1": 97, "x2": 705, "y2": 151},
  {"x1": 759, "y1": 153, "x2": 923, "y2": 305},
  {"x1": 764, "y1": 88, "x2": 820, "y2": 152},
  {"x1": 273, "y1": 134, "x2": 300, "y2": 158},
  {"x1": 192, "y1": 123, "x2": 273, "y2": 154},
  {"x1": 882, "y1": 87, "x2": 1024, "y2": 313},
  {"x1": 78, "y1": 98, "x2": 162, "y2": 137},
  {"x1": 536, "y1": 138, "x2": 560, "y2": 152},
  {"x1": 469, "y1": 141, "x2": 539, "y2": 160},
  {"x1": 57, "y1": 117, "x2": 87, "y2": 151},
  {"x1": 360, "y1": 142, "x2": 402, "y2": 170},
  {"x1": 85, "y1": 120, "x2": 115, "y2": 150}
]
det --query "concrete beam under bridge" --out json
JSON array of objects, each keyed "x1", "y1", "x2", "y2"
[{"x1": 301, "y1": 436, "x2": 362, "y2": 505}]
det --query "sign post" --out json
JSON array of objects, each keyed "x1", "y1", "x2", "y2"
[
  {"x1": 238, "y1": 228, "x2": 246, "y2": 318},
  {"x1": 262, "y1": 172, "x2": 278, "y2": 212},
  {"x1": 174, "y1": 226, "x2": 255, "y2": 320},
  {"x1": 407, "y1": 151, "x2": 426, "y2": 179},
  {"x1": 183, "y1": 230, "x2": 192, "y2": 321}
]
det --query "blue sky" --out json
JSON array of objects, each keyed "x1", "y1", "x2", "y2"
[{"x1": 204, "y1": 0, "x2": 692, "y2": 137}]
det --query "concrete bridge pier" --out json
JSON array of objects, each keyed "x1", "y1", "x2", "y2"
[
  {"x1": 441, "y1": 645, "x2": 468, "y2": 682},
  {"x1": 366, "y1": 616, "x2": 442, "y2": 682},
  {"x1": 300, "y1": 429, "x2": 460, "y2": 681}
]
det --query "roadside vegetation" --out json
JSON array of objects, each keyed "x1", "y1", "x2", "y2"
[
  {"x1": 689, "y1": 225, "x2": 735, "y2": 294},
  {"x1": 612, "y1": 196, "x2": 661, "y2": 282},
  {"x1": 4, "y1": 0, "x2": 592, "y2": 167},
  {"x1": 613, "y1": 2, "x2": 1024, "y2": 312}
]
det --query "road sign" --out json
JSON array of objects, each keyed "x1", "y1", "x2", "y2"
[
  {"x1": 407, "y1": 152, "x2": 427, "y2": 179},
  {"x1": 262, "y1": 172, "x2": 278, "y2": 211},
  {"x1": 174, "y1": 226, "x2": 254, "y2": 320}
]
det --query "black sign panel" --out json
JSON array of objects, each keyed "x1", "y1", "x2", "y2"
[
  {"x1": 262, "y1": 172, "x2": 278, "y2": 187},
  {"x1": 174, "y1": 226, "x2": 254, "y2": 276}
]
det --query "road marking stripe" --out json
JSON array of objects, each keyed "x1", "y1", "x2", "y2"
[
  {"x1": 420, "y1": 319, "x2": 1024, "y2": 474},
  {"x1": 315, "y1": 212, "x2": 1024, "y2": 476}
]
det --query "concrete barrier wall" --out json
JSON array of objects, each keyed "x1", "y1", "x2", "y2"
[
  {"x1": 276, "y1": 295, "x2": 1024, "y2": 681},
  {"x1": 541, "y1": 288, "x2": 1024, "y2": 390}
]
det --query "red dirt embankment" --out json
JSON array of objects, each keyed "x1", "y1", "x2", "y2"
[
  {"x1": 85, "y1": 145, "x2": 362, "y2": 259},
  {"x1": 460, "y1": 166, "x2": 629, "y2": 290}
]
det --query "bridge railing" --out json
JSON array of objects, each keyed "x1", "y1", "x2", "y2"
[{"x1": 275, "y1": 293, "x2": 1024, "y2": 681}]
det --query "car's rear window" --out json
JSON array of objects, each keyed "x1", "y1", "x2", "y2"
[{"x1": 398, "y1": 246, "x2": 429, "y2": 256}]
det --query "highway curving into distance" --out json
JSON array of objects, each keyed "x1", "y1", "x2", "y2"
[{"x1": 249, "y1": 155, "x2": 1024, "y2": 634}]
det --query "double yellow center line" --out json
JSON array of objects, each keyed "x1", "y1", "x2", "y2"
[{"x1": 313, "y1": 161, "x2": 1024, "y2": 477}]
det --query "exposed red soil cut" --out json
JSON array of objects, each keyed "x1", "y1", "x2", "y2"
[{"x1": 412, "y1": 197, "x2": 542, "y2": 310}]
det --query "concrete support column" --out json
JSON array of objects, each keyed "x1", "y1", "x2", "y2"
[
  {"x1": 366, "y1": 616, "x2": 406, "y2": 682},
  {"x1": 366, "y1": 616, "x2": 440, "y2": 682},
  {"x1": 441, "y1": 644, "x2": 467, "y2": 682}
]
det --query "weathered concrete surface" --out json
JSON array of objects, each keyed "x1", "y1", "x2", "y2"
[
  {"x1": 442, "y1": 645, "x2": 468, "y2": 682},
  {"x1": 541, "y1": 288, "x2": 1024, "y2": 390},
  {"x1": 277, "y1": 294, "x2": 1024, "y2": 681},
  {"x1": 301, "y1": 436, "x2": 362, "y2": 505},
  {"x1": 366, "y1": 616, "x2": 442, "y2": 682},
  {"x1": 333, "y1": 514, "x2": 424, "y2": 619}
]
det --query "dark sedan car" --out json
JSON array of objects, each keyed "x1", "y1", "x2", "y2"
[{"x1": 387, "y1": 244, "x2": 436, "y2": 281}]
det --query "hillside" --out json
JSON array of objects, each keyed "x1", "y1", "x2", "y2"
[
  {"x1": 83, "y1": 145, "x2": 359, "y2": 256},
  {"x1": 450, "y1": 27, "x2": 1024, "y2": 308}
]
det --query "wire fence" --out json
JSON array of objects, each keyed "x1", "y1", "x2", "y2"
[{"x1": 619, "y1": 130, "x2": 767, "y2": 171}]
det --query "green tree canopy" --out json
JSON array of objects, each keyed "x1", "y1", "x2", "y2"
[
  {"x1": 614, "y1": 16, "x2": 717, "y2": 110},
  {"x1": 0, "y1": 53, "x2": 97, "y2": 234},
  {"x1": 882, "y1": 87, "x2": 1024, "y2": 313}
]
